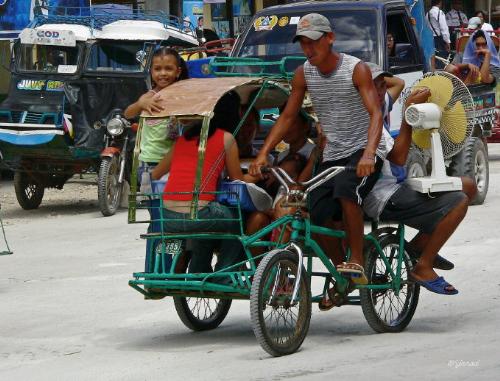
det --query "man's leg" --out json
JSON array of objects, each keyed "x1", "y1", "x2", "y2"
[
  {"x1": 314, "y1": 219, "x2": 345, "y2": 266},
  {"x1": 412, "y1": 194, "x2": 468, "y2": 283},
  {"x1": 339, "y1": 198, "x2": 365, "y2": 266},
  {"x1": 409, "y1": 177, "x2": 476, "y2": 265}
]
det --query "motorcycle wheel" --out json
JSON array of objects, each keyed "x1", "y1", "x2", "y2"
[
  {"x1": 98, "y1": 155, "x2": 122, "y2": 217},
  {"x1": 14, "y1": 171, "x2": 44, "y2": 210}
]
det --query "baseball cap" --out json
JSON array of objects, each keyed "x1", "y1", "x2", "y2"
[
  {"x1": 292, "y1": 13, "x2": 332, "y2": 43},
  {"x1": 468, "y1": 16, "x2": 481, "y2": 30},
  {"x1": 366, "y1": 62, "x2": 393, "y2": 80}
]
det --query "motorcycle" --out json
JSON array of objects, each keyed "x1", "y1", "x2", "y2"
[{"x1": 97, "y1": 109, "x2": 136, "y2": 216}]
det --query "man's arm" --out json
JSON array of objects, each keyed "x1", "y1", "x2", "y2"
[
  {"x1": 249, "y1": 66, "x2": 307, "y2": 176},
  {"x1": 439, "y1": 10, "x2": 451, "y2": 46},
  {"x1": 387, "y1": 88, "x2": 431, "y2": 165},
  {"x1": 477, "y1": 49, "x2": 494, "y2": 84},
  {"x1": 352, "y1": 62, "x2": 383, "y2": 177}
]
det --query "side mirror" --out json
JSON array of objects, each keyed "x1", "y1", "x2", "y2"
[{"x1": 135, "y1": 50, "x2": 147, "y2": 68}]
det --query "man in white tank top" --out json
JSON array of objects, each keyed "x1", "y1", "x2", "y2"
[{"x1": 250, "y1": 13, "x2": 386, "y2": 284}]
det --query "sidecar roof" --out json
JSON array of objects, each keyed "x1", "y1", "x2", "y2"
[{"x1": 142, "y1": 77, "x2": 290, "y2": 118}]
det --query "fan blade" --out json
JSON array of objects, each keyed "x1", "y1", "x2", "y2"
[
  {"x1": 441, "y1": 101, "x2": 467, "y2": 145},
  {"x1": 412, "y1": 129, "x2": 432, "y2": 150},
  {"x1": 413, "y1": 76, "x2": 453, "y2": 108}
]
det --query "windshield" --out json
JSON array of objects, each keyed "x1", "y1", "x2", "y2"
[
  {"x1": 237, "y1": 10, "x2": 380, "y2": 70},
  {"x1": 86, "y1": 41, "x2": 147, "y2": 73},
  {"x1": 17, "y1": 44, "x2": 80, "y2": 74}
]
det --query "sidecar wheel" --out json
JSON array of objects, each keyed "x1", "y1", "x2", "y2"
[
  {"x1": 14, "y1": 171, "x2": 44, "y2": 210},
  {"x1": 98, "y1": 156, "x2": 122, "y2": 216},
  {"x1": 174, "y1": 297, "x2": 232, "y2": 331}
]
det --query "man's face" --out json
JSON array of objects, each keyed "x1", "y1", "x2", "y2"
[
  {"x1": 452, "y1": 0, "x2": 462, "y2": 11},
  {"x1": 299, "y1": 32, "x2": 334, "y2": 67},
  {"x1": 373, "y1": 76, "x2": 387, "y2": 107}
]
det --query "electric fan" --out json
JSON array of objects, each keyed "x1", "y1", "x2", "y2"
[{"x1": 403, "y1": 71, "x2": 475, "y2": 193}]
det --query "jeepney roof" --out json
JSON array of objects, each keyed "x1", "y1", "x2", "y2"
[
  {"x1": 144, "y1": 77, "x2": 290, "y2": 118},
  {"x1": 99, "y1": 20, "x2": 198, "y2": 45},
  {"x1": 34, "y1": 23, "x2": 96, "y2": 41}
]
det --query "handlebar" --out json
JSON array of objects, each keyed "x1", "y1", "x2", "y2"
[{"x1": 262, "y1": 165, "x2": 356, "y2": 204}]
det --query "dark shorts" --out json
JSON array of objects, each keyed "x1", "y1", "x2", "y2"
[
  {"x1": 310, "y1": 150, "x2": 383, "y2": 224},
  {"x1": 380, "y1": 184, "x2": 467, "y2": 234}
]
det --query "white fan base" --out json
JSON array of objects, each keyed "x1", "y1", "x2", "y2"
[{"x1": 406, "y1": 176, "x2": 463, "y2": 193}]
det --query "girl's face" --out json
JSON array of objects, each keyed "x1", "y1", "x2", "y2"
[
  {"x1": 151, "y1": 54, "x2": 181, "y2": 89},
  {"x1": 475, "y1": 36, "x2": 487, "y2": 51},
  {"x1": 475, "y1": 12, "x2": 484, "y2": 23},
  {"x1": 387, "y1": 34, "x2": 395, "y2": 52}
]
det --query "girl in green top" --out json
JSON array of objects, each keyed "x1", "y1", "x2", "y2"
[{"x1": 125, "y1": 47, "x2": 189, "y2": 165}]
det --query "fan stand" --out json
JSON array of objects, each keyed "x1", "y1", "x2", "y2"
[{"x1": 406, "y1": 130, "x2": 463, "y2": 193}]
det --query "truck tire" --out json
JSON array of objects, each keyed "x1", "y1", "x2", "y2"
[
  {"x1": 14, "y1": 171, "x2": 44, "y2": 210},
  {"x1": 405, "y1": 148, "x2": 427, "y2": 178},
  {"x1": 449, "y1": 137, "x2": 488, "y2": 205}
]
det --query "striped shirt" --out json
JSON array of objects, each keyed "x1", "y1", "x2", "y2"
[{"x1": 303, "y1": 54, "x2": 388, "y2": 161}]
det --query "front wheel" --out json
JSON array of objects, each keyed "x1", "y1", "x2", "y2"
[
  {"x1": 173, "y1": 297, "x2": 231, "y2": 331},
  {"x1": 449, "y1": 137, "x2": 489, "y2": 205},
  {"x1": 14, "y1": 171, "x2": 44, "y2": 210},
  {"x1": 250, "y1": 249, "x2": 311, "y2": 357},
  {"x1": 98, "y1": 155, "x2": 122, "y2": 216},
  {"x1": 360, "y1": 233, "x2": 420, "y2": 333}
]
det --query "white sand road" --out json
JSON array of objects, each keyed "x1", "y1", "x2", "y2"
[{"x1": 1, "y1": 146, "x2": 499, "y2": 380}]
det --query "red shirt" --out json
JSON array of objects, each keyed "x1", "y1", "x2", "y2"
[{"x1": 164, "y1": 128, "x2": 226, "y2": 201}]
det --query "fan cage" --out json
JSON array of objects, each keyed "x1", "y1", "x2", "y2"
[{"x1": 402, "y1": 71, "x2": 476, "y2": 159}]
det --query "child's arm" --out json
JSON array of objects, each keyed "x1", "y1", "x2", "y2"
[
  {"x1": 224, "y1": 133, "x2": 260, "y2": 183},
  {"x1": 124, "y1": 92, "x2": 164, "y2": 118},
  {"x1": 385, "y1": 76, "x2": 405, "y2": 102},
  {"x1": 297, "y1": 147, "x2": 319, "y2": 183},
  {"x1": 151, "y1": 146, "x2": 174, "y2": 180}
]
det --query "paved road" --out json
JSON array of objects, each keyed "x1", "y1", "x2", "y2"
[{"x1": 1, "y1": 145, "x2": 500, "y2": 380}]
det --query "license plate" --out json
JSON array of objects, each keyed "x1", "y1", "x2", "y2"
[{"x1": 157, "y1": 239, "x2": 183, "y2": 255}]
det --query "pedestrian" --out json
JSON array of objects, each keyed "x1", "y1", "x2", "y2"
[
  {"x1": 446, "y1": 0, "x2": 468, "y2": 48},
  {"x1": 472, "y1": 10, "x2": 494, "y2": 32},
  {"x1": 426, "y1": 0, "x2": 450, "y2": 69}
]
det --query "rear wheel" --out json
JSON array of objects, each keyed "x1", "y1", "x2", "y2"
[
  {"x1": 250, "y1": 249, "x2": 311, "y2": 357},
  {"x1": 98, "y1": 156, "x2": 122, "y2": 216},
  {"x1": 360, "y1": 233, "x2": 420, "y2": 333},
  {"x1": 14, "y1": 171, "x2": 44, "y2": 210},
  {"x1": 173, "y1": 297, "x2": 231, "y2": 331}
]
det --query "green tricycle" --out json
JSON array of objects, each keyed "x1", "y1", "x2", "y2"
[{"x1": 128, "y1": 62, "x2": 420, "y2": 357}]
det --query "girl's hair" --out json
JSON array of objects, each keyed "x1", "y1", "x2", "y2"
[
  {"x1": 474, "y1": 10, "x2": 486, "y2": 18},
  {"x1": 152, "y1": 47, "x2": 189, "y2": 80},
  {"x1": 210, "y1": 91, "x2": 241, "y2": 134},
  {"x1": 472, "y1": 29, "x2": 486, "y2": 42},
  {"x1": 183, "y1": 120, "x2": 217, "y2": 142}
]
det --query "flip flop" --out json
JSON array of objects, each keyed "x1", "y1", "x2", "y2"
[
  {"x1": 411, "y1": 274, "x2": 458, "y2": 295},
  {"x1": 318, "y1": 287, "x2": 345, "y2": 311},
  {"x1": 336, "y1": 262, "x2": 368, "y2": 285}
]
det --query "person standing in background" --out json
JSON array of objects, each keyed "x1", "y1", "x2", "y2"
[
  {"x1": 473, "y1": 10, "x2": 494, "y2": 32},
  {"x1": 446, "y1": 0, "x2": 468, "y2": 48},
  {"x1": 426, "y1": 0, "x2": 450, "y2": 68}
]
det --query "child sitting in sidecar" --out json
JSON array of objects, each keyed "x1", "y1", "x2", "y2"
[{"x1": 151, "y1": 119, "x2": 259, "y2": 273}]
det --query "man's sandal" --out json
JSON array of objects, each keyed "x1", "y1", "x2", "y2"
[
  {"x1": 336, "y1": 262, "x2": 369, "y2": 285},
  {"x1": 318, "y1": 287, "x2": 348, "y2": 311}
]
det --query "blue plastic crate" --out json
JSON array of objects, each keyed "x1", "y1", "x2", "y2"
[
  {"x1": 217, "y1": 181, "x2": 257, "y2": 212},
  {"x1": 151, "y1": 179, "x2": 166, "y2": 195}
]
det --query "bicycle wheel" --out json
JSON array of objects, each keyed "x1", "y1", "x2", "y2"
[
  {"x1": 173, "y1": 297, "x2": 231, "y2": 331},
  {"x1": 360, "y1": 233, "x2": 420, "y2": 333},
  {"x1": 250, "y1": 249, "x2": 311, "y2": 357}
]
